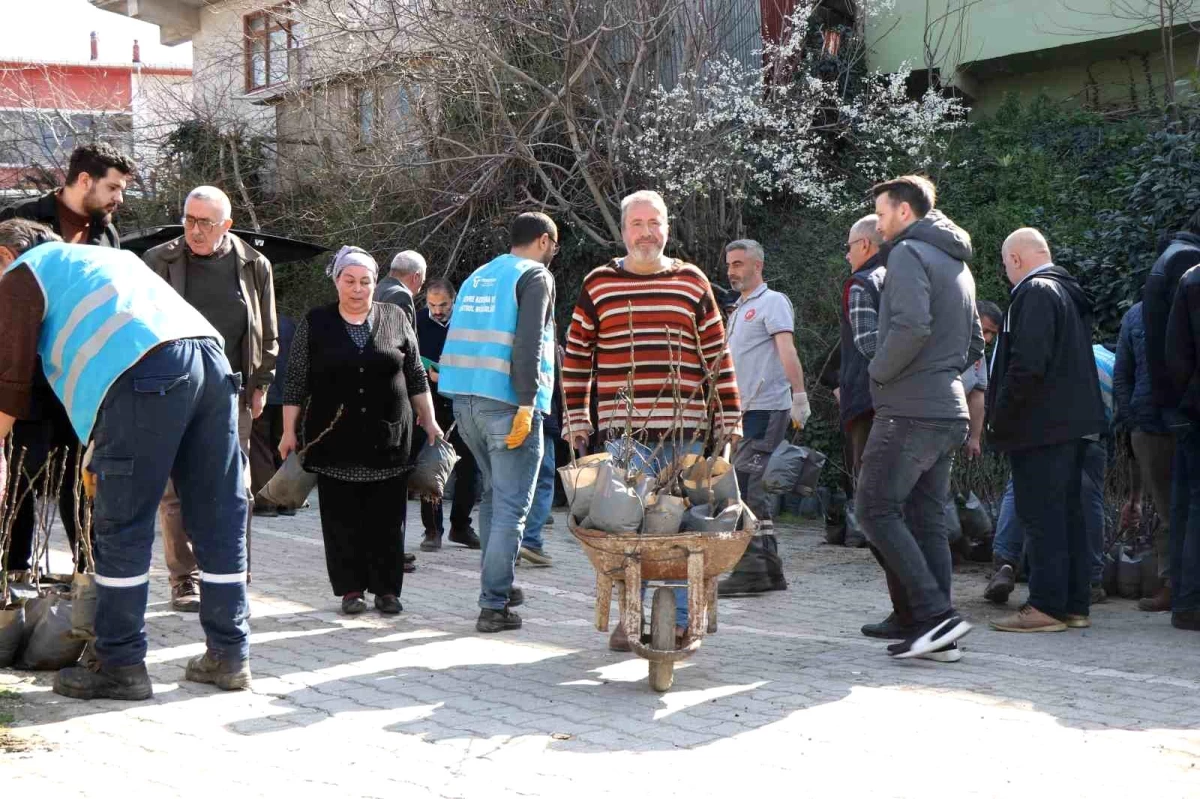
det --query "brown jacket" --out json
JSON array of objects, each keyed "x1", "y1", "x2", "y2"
[{"x1": 142, "y1": 233, "x2": 279, "y2": 398}]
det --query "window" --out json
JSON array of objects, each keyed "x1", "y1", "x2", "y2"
[
  {"x1": 358, "y1": 86, "x2": 377, "y2": 144},
  {"x1": 244, "y1": 4, "x2": 299, "y2": 92}
]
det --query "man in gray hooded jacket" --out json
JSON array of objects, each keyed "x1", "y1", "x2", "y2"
[{"x1": 856, "y1": 175, "x2": 985, "y2": 661}]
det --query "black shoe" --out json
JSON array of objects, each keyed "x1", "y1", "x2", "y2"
[
  {"x1": 53, "y1": 662, "x2": 153, "y2": 701},
  {"x1": 984, "y1": 564, "x2": 1016, "y2": 604},
  {"x1": 476, "y1": 608, "x2": 522, "y2": 633},
  {"x1": 861, "y1": 613, "x2": 916, "y2": 640},
  {"x1": 341, "y1": 592, "x2": 367, "y2": 614},
  {"x1": 278, "y1": 506, "x2": 297, "y2": 517},
  {"x1": 449, "y1": 527, "x2": 482, "y2": 549},
  {"x1": 887, "y1": 611, "x2": 972, "y2": 659},
  {"x1": 420, "y1": 532, "x2": 442, "y2": 552},
  {"x1": 507, "y1": 587, "x2": 525, "y2": 607},
  {"x1": 718, "y1": 571, "x2": 775, "y2": 596},
  {"x1": 768, "y1": 576, "x2": 788, "y2": 591},
  {"x1": 1171, "y1": 610, "x2": 1200, "y2": 631},
  {"x1": 375, "y1": 594, "x2": 402, "y2": 615}
]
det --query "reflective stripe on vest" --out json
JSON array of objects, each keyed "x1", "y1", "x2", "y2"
[
  {"x1": 7, "y1": 242, "x2": 221, "y2": 441},
  {"x1": 437, "y1": 253, "x2": 554, "y2": 413}
]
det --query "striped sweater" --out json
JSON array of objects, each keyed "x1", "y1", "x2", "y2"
[{"x1": 563, "y1": 259, "x2": 741, "y2": 439}]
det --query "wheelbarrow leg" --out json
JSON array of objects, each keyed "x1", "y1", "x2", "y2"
[
  {"x1": 687, "y1": 550, "x2": 706, "y2": 642},
  {"x1": 705, "y1": 577, "x2": 718, "y2": 633},
  {"x1": 623, "y1": 561, "x2": 642, "y2": 643},
  {"x1": 596, "y1": 573, "x2": 614, "y2": 632}
]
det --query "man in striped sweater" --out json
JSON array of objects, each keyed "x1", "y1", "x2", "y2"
[{"x1": 563, "y1": 190, "x2": 742, "y2": 650}]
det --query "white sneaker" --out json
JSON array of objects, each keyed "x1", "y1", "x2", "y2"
[{"x1": 917, "y1": 642, "x2": 962, "y2": 663}]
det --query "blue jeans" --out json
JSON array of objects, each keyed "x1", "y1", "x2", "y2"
[
  {"x1": 521, "y1": 429, "x2": 556, "y2": 551},
  {"x1": 453, "y1": 396, "x2": 543, "y2": 610},
  {"x1": 994, "y1": 439, "x2": 1107, "y2": 585},
  {"x1": 1009, "y1": 439, "x2": 1091, "y2": 618},
  {"x1": 89, "y1": 338, "x2": 249, "y2": 667},
  {"x1": 1170, "y1": 424, "x2": 1200, "y2": 612},
  {"x1": 856, "y1": 417, "x2": 968, "y2": 623}
]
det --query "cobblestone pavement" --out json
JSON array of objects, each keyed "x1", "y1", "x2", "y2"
[{"x1": 3, "y1": 501, "x2": 1200, "y2": 797}]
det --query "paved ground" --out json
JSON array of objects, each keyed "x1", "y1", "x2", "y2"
[{"x1": 3, "y1": 501, "x2": 1200, "y2": 797}]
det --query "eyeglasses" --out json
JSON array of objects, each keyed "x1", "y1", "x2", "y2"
[
  {"x1": 547, "y1": 236, "x2": 560, "y2": 255},
  {"x1": 182, "y1": 215, "x2": 222, "y2": 233},
  {"x1": 846, "y1": 238, "x2": 866, "y2": 252}
]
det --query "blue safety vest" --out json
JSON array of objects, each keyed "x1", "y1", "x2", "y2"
[
  {"x1": 438, "y1": 253, "x2": 554, "y2": 413},
  {"x1": 6, "y1": 242, "x2": 220, "y2": 441}
]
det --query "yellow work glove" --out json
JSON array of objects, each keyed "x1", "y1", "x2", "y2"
[
  {"x1": 505, "y1": 406, "x2": 535, "y2": 449},
  {"x1": 81, "y1": 441, "x2": 97, "y2": 499}
]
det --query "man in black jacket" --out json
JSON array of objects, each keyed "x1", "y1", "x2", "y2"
[
  {"x1": 0, "y1": 142, "x2": 134, "y2": 574},
  {"x1": 1164, "y1": 264, "x2": 1200, "y2": 630},
  {"x1": 1143, "y1": 213, "x2": 1200, "y2": 410},
  {"x1": 375, "y1": 250, "x2": 426, "y2": 326},
  {"x1": 987, "y1": 228, "x2": 1107, "y2": 633}
]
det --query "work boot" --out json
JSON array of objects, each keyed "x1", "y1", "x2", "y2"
[
  {"x1": 1171, "y1": 610, "x2": 1200, "y2": 631},
  {"x1": 476, "y1": 608, "x2": 522, "y2": 633},
  {"x1": 519, "y1": 546, "x2": 553, "y2": 567},
  {"x1": 718, "y1": 570, "x2": 775, "y2": 596},
  {"x1": 185, "y1": 652, "x2": 252, "y2": 691},
  {"x1": 171, "y1": 578, "x2": 201, "y2": 613},
  {"x1": 983, "y1": 561, "x2": 1016, "y2": 604},
  {"x1": 420, "y1": 531, "x2": 442, "y2": 552},
  {"x1": 54, "y1": 661, "x2": 153, "y2": 701},
  {"x1": 374, "y1": 594, "x2": 402, "y2": 615},
  {"x1": 449, "y1": 526, "x2": 482, "y2": 549},
  {"x1": 608, "y1": 623, "x2": 632, "y2": 652},
  {"x1": 1138, "y1": 585, "x2": 1171, "y2": 612},
  {"x1": 860, "y1": 613, "x2": 915, "y2": 640}
]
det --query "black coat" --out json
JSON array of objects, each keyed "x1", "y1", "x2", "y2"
[
  {"x1": 0, "y1": 191, "x2": 121, "y2": 248},
  {"x1": 1142, "y1": 231, "x2": 1200, "y2": 407},
  {"x1": 1166, "y1": 264, "x2": 1200, "y2": 424},
  {"x1": 986, "y1": 266, "x2": 1107, "y2": 452},
  {"x1": 300, "y1": 303, "x2": 426, "y2": 471}
]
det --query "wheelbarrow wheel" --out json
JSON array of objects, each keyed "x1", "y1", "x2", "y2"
[{"x1": 648, "y1": 587, "x2": 676, "y2": 692}]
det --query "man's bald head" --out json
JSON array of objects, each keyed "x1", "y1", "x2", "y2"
[{"x1": 1002, "y1": 227, "x2": 1053, "y2": 287}]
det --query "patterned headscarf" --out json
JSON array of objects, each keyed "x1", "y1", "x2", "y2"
[{"x1": 326, "y1": 245, "x2": 378, "y2": 283}]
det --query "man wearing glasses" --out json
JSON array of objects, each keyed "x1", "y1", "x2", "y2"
[{"x1": 142, "y1": 186, "x2": 279, "y2": 612}]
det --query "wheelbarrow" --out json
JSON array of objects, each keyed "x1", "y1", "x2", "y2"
[{"x1": 570, "y1": 516, "x2": 754, "y2": 692}]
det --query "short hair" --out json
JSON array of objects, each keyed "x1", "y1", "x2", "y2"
[
  {"x1": 389, "y1": 249, "x2": 427, "y2": 277},
  {"x1": 510, "y1": 212, "x2": 557, "y2": 248},
  {"x1": 0, "y1": 219, "x2": 62, "y2": 255},
  {"x1": 620, "y1": 190, "x2": 669, "y2": 227},
  {"x1": 184, "y1": 185, "x2": 233, "y2": 222},
  {"x1": 724, "y1": 239, "x2": 765, "y2": 263},
  {"x1": 424, "y1": 277, "x2": 456, "y2": 299},
  {"x1": 65, "y1": 142, "x2": 134, "y2": 186},
  {"x1": 850, "y1": 215, "x2": 884, "y2": 247},
  {"x1": 976, "y1": 300, "x2": 1003, "y2": 327},
  {"x1": 871, "y1": 175, "x2": 936, "y2": 218}
]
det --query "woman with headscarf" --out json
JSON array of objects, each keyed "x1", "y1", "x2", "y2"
[{"x1": 279, "y1": 246, "x2": 441, "y2": 615}]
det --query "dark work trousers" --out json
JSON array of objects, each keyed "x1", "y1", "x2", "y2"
[
  {"x1": 1009, "y1": 438, "x2": 1091, "y2": 619},
  {"x1": 90, "y1": 338, "x2": 249, "y2": 668},
  {"x1": 729, "y1": 409, "x2": 788, "y2": 582},
  {"x1": 848, "y1": 413, "x2": 914, "y2": 626},
  {"x1": 1169, "y1": 423, "x2": 1200, "y2": 613},
  {"x1": 420, "y1": 398, "x2": 478, "y2": 536},
  {"x1": 317, "y1": 473, "x2": 409, "y2": 597},
  {"x1": 249, "y1": 404, "x2": 284, "y2": 500},
  {"x1": 7, "y1": 394, "x2": 87, "y2": 572}
]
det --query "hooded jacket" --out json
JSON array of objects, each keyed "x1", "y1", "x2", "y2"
[
  {"x1": 1165, "y1": 263, "x2": 1200, "y2": 425},
  {"x1": 1143, "y1": 231, "x2": 1200, "y2": 407},
  {"x1": 869, "y1": 211, "x2": 984, "y2": 420},
  {"x1": 986, "y1": 265, "x2": 1107, "y2": 451}
]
